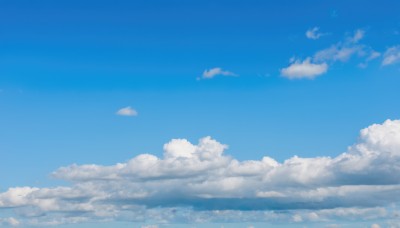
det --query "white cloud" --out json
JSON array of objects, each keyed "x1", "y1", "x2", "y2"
[
  {"x1": 306, "y1": 27, "x2": 324, "y2": 40},
  {"x1": 0, "y1": 217, "x2": 20, "y2": 227},
  {"x1": 280, "y1": 58, "x2": 328, "y2": 79},
  {"x1": 200, "y1": 67, "x2": 237, "y2": 79},
  {"x1": 2, "y1": 120, "x2": 400, "y2": 225},
  {"x1": 350, "y1": 29, "x2": 365, "y2": 43},
  {"x1": 314, "y1": 45, "x2": 363, "y2": 63},
  {"x1": 382, "y1": 45, "x2": 400, "y2": 66},
  {"x1": 141, "y1": 225, "x2": 158, "y2": 228},
  {"x1": 371, "y1": 224, "x2": 381, "y2": 228},
  {"x1": 358, "y1": 51, "x2": 381, "y2": 68},
  {"x1": 283, "y1": 29, "x2": 382, "y2": 78},
  {"x1": 116, "y1": 106, "x2": 138, "y2": 116},
  {"x1": 313, "y1": 30, "x2": 367, "y2": 63},
  {"x1": 367, "y1": 51, "x2": 381, "y2": 61}
]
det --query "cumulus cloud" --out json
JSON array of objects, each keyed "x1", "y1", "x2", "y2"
[
  {"x1": 199, "y1": 67, "x2": 237, "y2": 80},
  {"x1": 2, "y1": 120, "x2": 400, "y2": 226},
  {"x1": 116, "y1": 106, "x2": 138, "y2": 116},
  {"x1": 382, "y1": 45, "x2": 400, "y2": 66},
  {"x1": 306, "y1": 27, "x2": 324, "y2": 40},
  {"x1": 280, "y1": 58, "x2": 328, "y2": 79}
]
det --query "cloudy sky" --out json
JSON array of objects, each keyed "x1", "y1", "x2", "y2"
[{"x1": 1, "y1": 0, "x2": 400, "y2": 227}]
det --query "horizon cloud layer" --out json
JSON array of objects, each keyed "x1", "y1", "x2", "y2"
[{"x1": 1, "y1": 120, "x2": 400, "y2": 226}]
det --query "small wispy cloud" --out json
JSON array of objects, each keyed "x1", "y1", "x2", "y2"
[
  {"x1": 116, "y1": 106, "x2": 138, "y2": 116},
  {"x1": 199, "y1": 67, "x2": 237, "y2": 80},
  {"x1": 313, "y1": 29, "x2": 367, "y2": 63},
  {"x1": 382, "y1": 45, "x2": 400, "y2": 66},
  {"x1": 349, "y1": 29, "x2": 365, "y2": 43},
  {"x1": 367, "y1": 51, "x2": 381, "y2": 61},
  {"x1": 281, "y1": 58, "x2": 328, "y2": 79},
  {"x1": 305, "y1": 27, "x2": 325, "y2": 40},
  {"x1": 283, "y1": 29, "x2": 381, "y2": 79}
]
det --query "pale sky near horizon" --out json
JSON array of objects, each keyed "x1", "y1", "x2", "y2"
[{"x1": 1, "y1": 0, "x2": 400, "y2": 227}]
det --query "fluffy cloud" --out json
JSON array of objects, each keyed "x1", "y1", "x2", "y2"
[
  {"x1": 200, "y1": 67, "x2": 237, "y2": 79},
  {"x1": 1, "y1": 120, "x2": 400, "y2": 226},
  {"x1": 116, "y1": 106, "x2": 138, "y2": 116},
  {"x1": 306, "y1": 27, "x2": 324, "y2": 40},
  {"x1": 382, "y1": 45, "x2": 400, "y2": 66},
  {"x1": 280, "y1": 58, "x2": 328, "y2": 79}
]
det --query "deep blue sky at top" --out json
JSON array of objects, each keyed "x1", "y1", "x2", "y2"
[{"x1": 1, "y1": 0, "x2": 400, "y2": 188}]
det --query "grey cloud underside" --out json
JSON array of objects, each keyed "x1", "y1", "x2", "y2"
[{"x1": 1, "y1": 120, "x2": 400, "y2": 225}]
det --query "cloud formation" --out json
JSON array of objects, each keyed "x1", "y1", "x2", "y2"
[
  {"x1": 116, "y1": 106, "x2": 138, "y2": 116},
  {"x1": 280, "y1": 58, "x2": 328, "y2": 79},
  {"x1": 382, "y1": 45, "x2": 400, "y2": 66},
  {"x1": 0, "y1": 218, "x2": 19, "y2": 227},
  {"x1": 200, "y1": 67, "x2": 237, "y2": 80},
  {"x1": 349, "y1": 29, "x2": 365, "y2": 43},
  {"x1": 282, "y1": 29, "x2": 381, "y2": 79},
  {"x1": 1, "y1": 120, "x2": 400, "y2": 226},
  {"x1": 305, "y1": 27, "x2": 324, "y2": 40},
  {"x1": 313, "y1": 29, "x2": 367, "y2": 63}
]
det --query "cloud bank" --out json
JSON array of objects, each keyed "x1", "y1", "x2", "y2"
[{"x1": 1, "y1": 120, "x2": 400, "y2": 226}]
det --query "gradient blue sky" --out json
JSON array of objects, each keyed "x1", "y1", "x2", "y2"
[{"x1": 1, "y1": 0, "x2": 400, "y2": 227}]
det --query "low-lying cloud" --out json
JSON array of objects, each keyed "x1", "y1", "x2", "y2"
[{"x1": 1, "y1": 120, "x2": 400, "y2": 226}]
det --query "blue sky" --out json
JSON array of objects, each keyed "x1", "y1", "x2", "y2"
[{"x1": 1, "y1": 0, "x2": 400, "y2": 227}]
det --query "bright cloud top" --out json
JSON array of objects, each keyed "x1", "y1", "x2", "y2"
[
  {"x1": 1, "y1": 120, "x2": 400, "y2": 226},
  {"x1": 116, "y1": 106, "x2": 138, "y2": 116},
  {"x1": 200, "y1": 67, "x2": 237, "y2": 79}
]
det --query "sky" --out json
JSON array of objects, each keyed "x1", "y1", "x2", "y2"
[{"x1": 1, "y1": 0, "x2": 400, "y2": 227}]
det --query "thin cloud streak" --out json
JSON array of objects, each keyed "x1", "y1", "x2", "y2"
[
  {"x1": 199, "y1": 67, "x2": 238, "y2": 80},
  {"x1": 116, "y1": 106, "x2": 138, "y2": 116}
]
